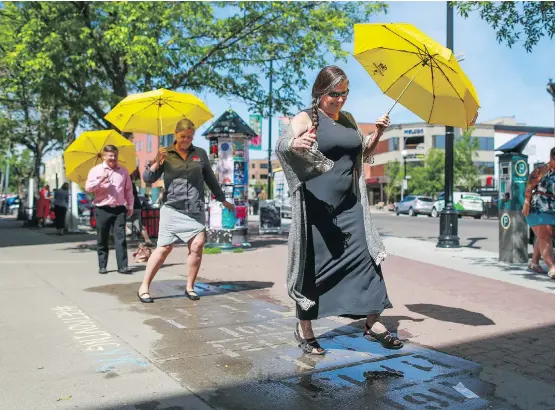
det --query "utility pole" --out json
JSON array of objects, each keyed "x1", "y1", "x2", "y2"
[
  {"x1": 3, "y1": 143, "x2": 11, "y2": 194},
  {"x1": 267, "y1": 59, "x2": 273, "y2": 199},
  {"x1": 437, "y1": 1, "x2": 460, "y2": 248}
]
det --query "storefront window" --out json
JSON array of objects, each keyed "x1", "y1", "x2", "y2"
[
  {"x1": 433, "y1": 135, "x2": 445, "y2": 149},
  {"x1": 388, "y1": 137, "x2": 399, "y2": 152}
]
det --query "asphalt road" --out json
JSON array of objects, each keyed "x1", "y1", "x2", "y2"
[{"x1": 371, "y1": 211, "x2": 501, "y2": 252}]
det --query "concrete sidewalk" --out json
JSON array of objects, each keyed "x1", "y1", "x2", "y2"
[{"x1": 0, "y1": 216, "x2": 553, "y2": 409}]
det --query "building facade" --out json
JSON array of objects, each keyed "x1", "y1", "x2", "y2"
[
  {"x1": 248, "y1": 158, "x2": 281, "y2": 187},
  {"x1": 43, "y1": 155, "x2": 67, "y2": 189},
  {"x1": 361, "y1": 117, "x2": 554, "y2": 205}
]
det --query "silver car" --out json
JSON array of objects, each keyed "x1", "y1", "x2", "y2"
[{"x1": 396, "y1": 195, "x2": 434, "y2": 217}]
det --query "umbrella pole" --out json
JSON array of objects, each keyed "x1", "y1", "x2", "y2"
[{"x1": 387, "y1": 63, "x2": 427, "y2": 116}]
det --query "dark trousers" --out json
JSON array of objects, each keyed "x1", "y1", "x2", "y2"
[
  {"x1": 95, "y1": 206, "x2": 128, "y2": 270},
  {"x1": 54, "y1": 205, "x2": 67, "y2": 230}
]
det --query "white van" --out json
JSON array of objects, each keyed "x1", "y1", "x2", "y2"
[{"x1": 431, "y1": 192, "x2": 484, "y2": 219}]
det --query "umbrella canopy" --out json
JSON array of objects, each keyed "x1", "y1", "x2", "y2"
[
  {"x1": 104, "y1": 89, "x2": 213, "y2": 136},
  {"x1": 64, "y1": 130, "x2": 136, "y2": 185},
  {"x1": 354, "y1": 23, "x2": 480, "y2": 129}
]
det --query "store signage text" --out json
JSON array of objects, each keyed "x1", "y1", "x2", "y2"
[{"x1": 404, "y1": 128, "x2": 424, "y2": 135}]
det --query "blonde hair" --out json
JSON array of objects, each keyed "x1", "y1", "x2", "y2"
[{"x1": 175, "y1": 118, "x2": 195, "y2": 134}]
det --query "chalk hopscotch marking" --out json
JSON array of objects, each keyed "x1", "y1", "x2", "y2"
[
  {"x1": 218, "y1": 327, "x2": 243, "y2": 337},
  {"x1": 278, "y1": 355, "x2": 313, "y2": 370},
  {"x1": 51, "y1": 306, "x2": 149, "y2": 373},
  {"x1": 175, "y1": 308, "x2": 192, "y2": 317},
  {"x1": 220, "y1": 295, "x2": 246, "y2": 304},
  {"x1": 164, "y1": 319, "x2": 187, "y2": 329},
  {"x1": 212, "y1": 343, "x2": 240, "y2": 358}
]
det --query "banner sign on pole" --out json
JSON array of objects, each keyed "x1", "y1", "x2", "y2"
[
  {"x1": 278, "y1": 116, "x2": 291, "y2": 140},
  {"x1": 248, "y1": 114, "x2": 262, "y2": 150}
]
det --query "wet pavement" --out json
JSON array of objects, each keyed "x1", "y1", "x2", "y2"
[{"x1": 86, "y1": 280, "x2": 516, "y2": 410}]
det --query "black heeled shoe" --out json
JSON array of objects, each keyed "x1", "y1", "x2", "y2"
[
  {"x1": 185, "y1": 289, "x2": 200, "y2": 301},
  {"x1": 363, "y1": 322, "x2": 404, "y2": 350},
  {"x1": 294, "y1": 323, "x2": 325, "y2": 355},
  {"x1": 137, "y1": 291, "x2": 153, "y2": 303}
]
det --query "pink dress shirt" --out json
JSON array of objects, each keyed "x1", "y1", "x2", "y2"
[{"x1": 85, "y1": 162, "x2": 133, "y2": 210}]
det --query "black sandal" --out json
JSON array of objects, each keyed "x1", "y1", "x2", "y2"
[
  {"x1": 294, "y1": 323, "x2": 325, "y2": 355},
  {"x1": 364, "y1": 322, "x2": 404, "y2": 350},
  {"x1": 185, "y1": 289, "x2": 200, "y2": 301},
  {"x1": 137, "y1": 291, "x2": 153, "y2": 304}
]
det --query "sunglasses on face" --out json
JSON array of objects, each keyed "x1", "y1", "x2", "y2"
[{"x1": 328, "y1": 89, "x2": 349, "y2": 98}]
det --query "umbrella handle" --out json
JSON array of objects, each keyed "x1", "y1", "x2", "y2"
[
  {"x1": 387, "y1": 63, "x2": 427, "y2": 116},
  {"x1": 158, "y1": 105, "x2": 165, "y2": 165}
]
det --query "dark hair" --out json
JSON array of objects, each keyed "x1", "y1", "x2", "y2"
[
  {"x1": 551, "y1": 147, "x2": 555, "y2": 159},
  {"x1": 130, "y1": 169, "x2": 140, "y2": 180},
  {"x1": 103, "y1": 145, "x2": 119, "y2": 154},
  {"x1": 61, "y1": 182, "x2": 69, "y2": 190},
  {"x1": 311, "y1": 66, "x2": 348, "y2": 130}
]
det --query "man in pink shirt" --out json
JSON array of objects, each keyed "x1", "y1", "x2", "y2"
[{"x1": 86, "y1": 145, "x2": 134, "y2": 274}]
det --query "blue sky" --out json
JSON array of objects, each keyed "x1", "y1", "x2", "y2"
[{"x1": 193, "y1": 1, "x2": 555, "y2": 160}]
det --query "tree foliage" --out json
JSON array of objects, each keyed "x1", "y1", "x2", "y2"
[
  {"x1": 454, "y1": 1, "x2": 555, "y2": 52},
  {"x1": 454, "y1": 127, "x2": 480, "y2": 191},
  {"x1": 0, "y1": 1, "x2": 388, "y2": 132},
  {"x1": 0, "y1": 148, "x2": 35, "y2": 193},
  {"x1": 407, "y1": 149, "x2": 445, "y2": 197},
  {"x1": 384, "y1": 160, "x2": 402, "y2": 203}
]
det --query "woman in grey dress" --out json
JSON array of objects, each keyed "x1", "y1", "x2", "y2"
[
  {"x1": 137, "y1": 119, "x2": 235, "y2": 303},
  {"x1": 276, "y1": 66, "x2": 402, "y2": 354}
]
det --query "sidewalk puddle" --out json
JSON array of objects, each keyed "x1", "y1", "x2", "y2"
[{"x1": 84, "y1": 279, "x2": 513, "y2": 409}]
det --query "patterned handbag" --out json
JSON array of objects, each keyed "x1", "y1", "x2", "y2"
[{"x1": 133, "y1": 244, "x2": 152, "y2": 263}]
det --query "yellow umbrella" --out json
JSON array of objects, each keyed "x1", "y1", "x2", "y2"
[
  {"x1": 63, "y1": 130, "x2": 136, "y2": 185},
  {"x1": 104, "y1": 88, "x2": 213, "y2": 136},
  {"x1": 354, "y1": 23, "x2": 480, "y2": 128}
]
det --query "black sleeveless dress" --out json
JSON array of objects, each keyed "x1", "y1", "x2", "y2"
[{"x1": 297, "y1": 110, "x2": 392, "y2": 320}]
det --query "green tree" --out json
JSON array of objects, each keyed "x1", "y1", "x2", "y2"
[
  {"x1": 384, "y1": 160, "x2": 402, "y2": 203},
  {"x1": 0, "y1": 1, "x2": 388, "y2": 132},
  {"x1": 454, "y1": 1, "x2": 555, "y2": 52},
  {"x1": 407, "y1": 149, "x2": 445, "y2": 196},
  {"x1": 0, "y1": 148, "x2": 35, "y2": 193},
  {"x1": 454, "y1": 127, "x2": 480, "y2": 191}
]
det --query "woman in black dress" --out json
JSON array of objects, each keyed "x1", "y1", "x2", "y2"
[{"x1": 284, "y1": 66, "x2": 402, "y2": 354}]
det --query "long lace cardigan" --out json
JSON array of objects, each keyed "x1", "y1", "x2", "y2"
[{"x1": 275, "y1": 111, "x2": 387, "y2": 311}]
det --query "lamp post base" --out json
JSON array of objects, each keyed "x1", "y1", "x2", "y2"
[{"x1": 437, "y1": 208, "x2": 460, "y2": 248}]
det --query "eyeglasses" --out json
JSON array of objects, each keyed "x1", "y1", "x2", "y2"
[{"x1": 327, "y1": 89, "x2": 349, "y2": 98}]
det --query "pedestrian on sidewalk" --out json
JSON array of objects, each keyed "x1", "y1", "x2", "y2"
[
  {"x1": 275, "y1": 66, "x2": 402, "y2": 355},
  {"x1": 137, "y1": 119, "x2": 234, "y2": 303},
  {"x1": 129, "y1": 169, "x2": 153, "y2": 246},
  {"x1": 53, "y1": 183, "x2": 69, "y2": 235},
  {"x1": 36, "y1": 184, "x2": 51, "y2": 227},
  {"x1": 85, "y1": 145, "x2": 134, "y2": 275},
  {"x1": 523, "y1": 147, "x2": 555, "y2": 279}
]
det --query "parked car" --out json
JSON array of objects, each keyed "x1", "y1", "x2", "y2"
[
  {"x1": 396, "y1": 195, "x2": 434, "y2": 216},
  {"x1": 7, "y1": 196, "x2": 20, "y2": 216},
  {"x1": 431, "y1": 192, "x2": 484, "y2": 219}
]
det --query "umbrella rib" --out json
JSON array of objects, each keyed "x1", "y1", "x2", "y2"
[
  {"x1": 122, "y1": 99, "x2": 166, "y2": 128},
  {"x1": 359, "y1": 47, "x2": 423, "y2": 56},
  {"x1": 382, "y1": 25, "x2": 426, "y2": 53},
  {"x1": 383, "y1": 60, "x2": 424, "y2": 95},
  {"x1": 434, "y1": 58, "x2": 459, "y2": 75},
  {"x1": 431, "y1": 60, "x2": 464, "y2": 102},
  {"x1": 428, "y1": 60, "x2": 436, "y2": 123}
]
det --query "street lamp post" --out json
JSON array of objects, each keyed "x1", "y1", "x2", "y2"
[
  {"x1": 267, "y1": 59, "x2": 273, "y2": 200},
  {"x1": 401, "y1": 149, "x2": 408, "y2": 201},
  {"x1": 437, "y1": 2, "x2": 460, "y2": 248}
]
